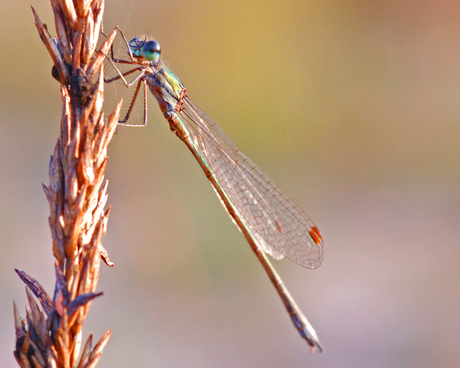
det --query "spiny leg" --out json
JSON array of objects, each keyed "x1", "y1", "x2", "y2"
[
  {"x1": 118, "y1": 79, "x2": 148, "y2": 126},
  {"x1": 115, "y1": 26, "x2": 138, "y2": 63},
  {"x1": 102, "y1": 26, "x2": 139, "y2": 64},
  {"x1": 101, "y1": 37, "x2": 148, "y2": 87},
  {"x1": 101, "y1": 27, "x2": 149, "y2": 125},
  {"x1": 104, "y1": 63, "x2": 145, "y2": 86}
]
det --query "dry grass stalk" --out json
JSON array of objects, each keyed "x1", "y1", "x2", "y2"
[{"x1": 14, "y1": 0, "x2": 122, "y2": 367}]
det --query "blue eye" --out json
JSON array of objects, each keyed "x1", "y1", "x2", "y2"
[
  {"x1": 142, "y1": 40, "x2": 161, "y2": 61},
  {"x1": 128, "y1": 37, "x2": 144, "y2": 57}
]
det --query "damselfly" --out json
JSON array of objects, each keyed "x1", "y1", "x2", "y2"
[{"x1": 105, "y1": 27, "x2": 324, "y2": 352}]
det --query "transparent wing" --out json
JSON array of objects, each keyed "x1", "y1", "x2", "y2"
[{"x1": 180, "y1": 98, "x2": 323, "y2": 269}]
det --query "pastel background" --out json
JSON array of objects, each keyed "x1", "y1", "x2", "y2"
[{"x1": 1, "y1": 1, "x2": 459, "y2": 367}]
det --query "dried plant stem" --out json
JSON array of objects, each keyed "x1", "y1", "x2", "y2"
[{"x1": 14, "y1": 0, "x2": 121, "y2": 367}]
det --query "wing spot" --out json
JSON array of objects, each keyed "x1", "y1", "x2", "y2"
[{"x1": 309, "y1": 229, "x2": 321, "y2": 245}]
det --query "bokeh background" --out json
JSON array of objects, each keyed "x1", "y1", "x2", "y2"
[{"x1": 1, "y1": 1, "x2": 459, "y2": 367}]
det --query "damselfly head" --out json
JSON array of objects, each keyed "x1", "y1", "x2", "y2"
[{"x1": 128, "y1": 37, "x2": 161, "y2": 62}]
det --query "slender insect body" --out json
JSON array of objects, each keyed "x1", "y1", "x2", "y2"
[{"x1": 104, "y1": 28, "x2": 324, "y2": 352}]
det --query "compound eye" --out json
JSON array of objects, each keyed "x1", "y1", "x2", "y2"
[{"x1": 143, "y1": 40, "x2": 161, "y2": 60}]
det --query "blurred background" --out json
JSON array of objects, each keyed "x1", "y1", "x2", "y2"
[{"x1": 1, "y1": 1, "x2": 460, "y2": 367}]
